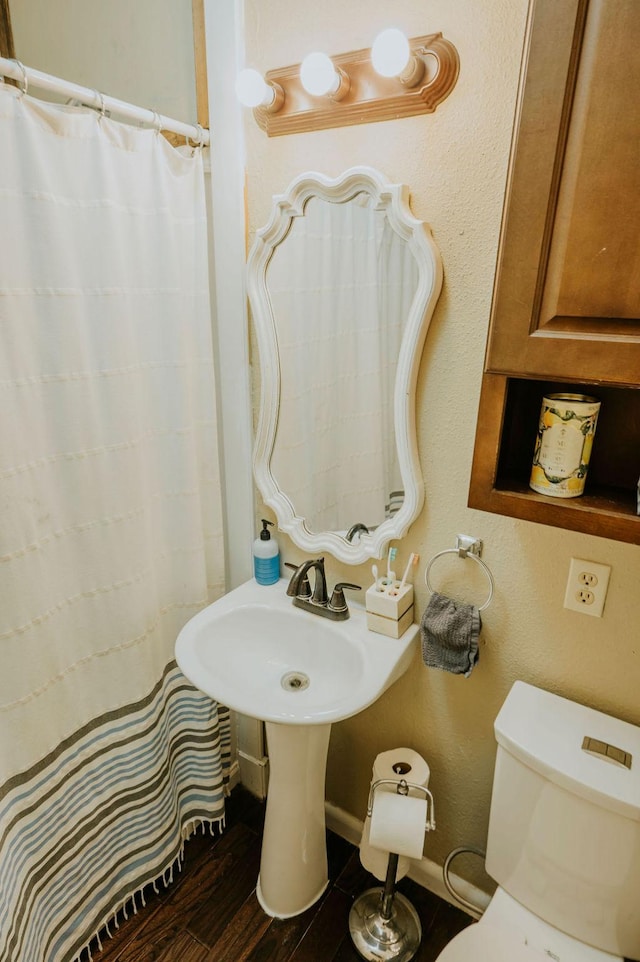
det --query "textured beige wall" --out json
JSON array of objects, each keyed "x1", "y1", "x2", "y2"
[{"x1": 243, "y1": 0, "x2": 640, "y2": 874}]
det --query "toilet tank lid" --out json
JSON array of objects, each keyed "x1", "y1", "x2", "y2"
[{"x1": 494, "y1": 681, "x2": 640, "y2": 822}]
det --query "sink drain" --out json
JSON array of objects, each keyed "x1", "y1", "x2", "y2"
[{"x1": 281, "y1": 671, "x2": 310, "y2": 692}]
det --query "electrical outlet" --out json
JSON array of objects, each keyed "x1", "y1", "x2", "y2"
[{"x1": 563, "y1": 558, "x2": 611, "y2": 617}]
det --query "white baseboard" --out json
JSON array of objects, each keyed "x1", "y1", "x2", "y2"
[
  {"x1": 227, "y1": 758, "x2": 242, "y2": 792},
  {"x1": 238, "y1": 749, "x2": 269, "y2": 799},
  {"x1": 324, "y1": 800, "x2": 490, "y2": 916}
]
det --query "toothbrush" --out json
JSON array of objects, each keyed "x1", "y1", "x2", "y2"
[
  {"x1": 386, "y1": 546, "x2": 397, "y2": 584},
  {"x1": 371, "y1": 563, "x2": 381, "y2": 590},
  {"x1": 399, "y1": 552, "x2": 420, "y2": 592}
]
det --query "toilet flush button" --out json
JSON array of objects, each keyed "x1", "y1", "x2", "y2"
[
  {"x1": 606, "y1": 744, "x2": 632, "y2": 767},
  {"x1": 581, "y1": 735, "x2": 632, "y2": 770}
]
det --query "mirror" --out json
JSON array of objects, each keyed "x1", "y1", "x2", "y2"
[{"x1": 248, "y1": 167, "x2": 443, "y2": 563}]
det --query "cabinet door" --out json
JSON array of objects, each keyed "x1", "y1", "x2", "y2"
[{"x1": 486, "y1": 0, "x2": 640, "y2": 386}]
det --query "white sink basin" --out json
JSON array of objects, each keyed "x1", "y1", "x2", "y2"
[
  {"x1": 175, "y1": 577, "x2": 418, "y2": 725},
  {"x1": 175, "y1": 575, "x2": 419, "y2": 919}
]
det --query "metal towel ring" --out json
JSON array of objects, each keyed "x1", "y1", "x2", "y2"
[{"x1": 425, "y1": 546, "x2": 494, "y2": 612}]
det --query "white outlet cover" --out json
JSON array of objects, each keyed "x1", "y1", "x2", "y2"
[{"x1": 563, "y1": 558, "x2": 611, "y2": 617}]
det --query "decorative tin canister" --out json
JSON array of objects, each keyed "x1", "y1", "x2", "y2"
[{"x1": 530, "y1": 394, "x2": 600, "y2": 498}]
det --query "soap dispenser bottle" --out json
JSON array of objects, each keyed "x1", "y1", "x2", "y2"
[{"x1": 253, "y1": 519, "x2": 280, "y2": 585}]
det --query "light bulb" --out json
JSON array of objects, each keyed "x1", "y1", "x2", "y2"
[
  {"x1": 371, "y1": 28, "x2": 411, "y2": 78},
  {"x1": 300, "y1": 52, "x2": 340, "y2": 97},
  {"x1": 235, "y1": 68, "x2": 276, "y2": 109}
]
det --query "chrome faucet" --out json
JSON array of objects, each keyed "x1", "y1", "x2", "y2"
[{"x1": 285, "y1": 558, "x2": 360, "y2": 621}]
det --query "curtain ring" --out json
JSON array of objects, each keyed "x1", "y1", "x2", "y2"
[
  {"x1": 424, "y1": 548, "x2": 494, "y2": 612},
  {"x1": 11, "y1": 59, "x2": 28, "y2": 97},
  {"x1": 186, "y1": 123, "x2": 206, "y2": 149},
  {"x1": 151, "y1": 110, "x2": 162, "y2": 134},
  {"x1": 94, "y1": 90, "x2": 107, "y2": 120}
]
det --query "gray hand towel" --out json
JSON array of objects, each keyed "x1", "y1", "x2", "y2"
[{"x1": 420, "y1": 592, "x2": 481, "y2": 678}]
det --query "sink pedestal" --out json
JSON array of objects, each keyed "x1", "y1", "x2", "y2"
[{"x1": 256, "y1": 721, "x2": 332, "y2": 918}]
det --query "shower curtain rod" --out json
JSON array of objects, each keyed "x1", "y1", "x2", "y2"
[{"x1": 0, "y1": 56, "x2": 210, "y2": 146}]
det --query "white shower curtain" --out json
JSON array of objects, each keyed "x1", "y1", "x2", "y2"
[{"x1": 0, "y1": 83, "x2": 228, "y2": 961}]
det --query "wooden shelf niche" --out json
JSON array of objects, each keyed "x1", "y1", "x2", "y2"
[{"x1": 469, "y1": 374, "x2": 640, "y2": 544}]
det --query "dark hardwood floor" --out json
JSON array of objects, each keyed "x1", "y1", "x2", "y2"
[{"x1": 82, "y1": 786, "x2": 472, "y2": 962}]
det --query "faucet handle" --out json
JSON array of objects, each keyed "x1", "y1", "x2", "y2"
[{"x1": 329, "y1": 582, "x2": 361, "y2": 613}]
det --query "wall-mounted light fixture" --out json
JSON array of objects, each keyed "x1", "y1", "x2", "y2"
[
  {"x1": 235, "y1": 69, "x2": 284, "y2": 113},
  {"x1": 299, "y1": 52, "x2": 351, "y2": 101},
  {"x1": 237, "y1": 31, "x2": 459, "y2": 137},
  {"x1": 371, "y1": 28, "x2": 425, "y2": 87}
]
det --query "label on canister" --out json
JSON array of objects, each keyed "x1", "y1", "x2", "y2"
[{"x1": 530, "y1": 394, "x2": 600, "y2": 498}]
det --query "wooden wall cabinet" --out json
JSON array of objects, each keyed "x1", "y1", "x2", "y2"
[{"x1": 468, "y1": 0, "x2": 640, "y2": 544}]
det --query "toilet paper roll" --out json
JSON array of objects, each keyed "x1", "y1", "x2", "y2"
[
  {"x1": 372, "y1": 748, "x2": 430, "y2": 788},
  {"x1": 359, "y1": 748, "x2": 430, "y2": 882},
  {"x1": 369, "y1": 792, "x2": 428, "y2": 860}
]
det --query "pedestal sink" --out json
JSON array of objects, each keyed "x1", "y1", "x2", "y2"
[{"x1": 175, "y1": 577, "x2": 419, "y2": 918}]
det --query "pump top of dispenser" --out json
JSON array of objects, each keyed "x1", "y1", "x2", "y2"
[{"x1": 260, "y1": 519, "x2": 274, "y2": 540}]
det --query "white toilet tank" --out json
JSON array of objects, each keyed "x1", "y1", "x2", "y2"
[{"x1": 485, "y1": 681, "x2": 640, "y2": 960}]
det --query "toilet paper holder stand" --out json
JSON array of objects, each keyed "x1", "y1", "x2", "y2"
[
  {"x1": 367, "y1": 777, "x2": 436, "y2": 832},
  {"x1": 350, "y1": 778, "x2": 436, "y2": 962}
]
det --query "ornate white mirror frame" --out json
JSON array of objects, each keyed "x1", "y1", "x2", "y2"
[{"x1": 248, "y1": 166, "x2": 443, "y2": 563}]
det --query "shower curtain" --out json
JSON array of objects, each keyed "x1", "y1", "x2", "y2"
[{"x1": 0, "y1": 83, "x2": 228, "y2": 961}]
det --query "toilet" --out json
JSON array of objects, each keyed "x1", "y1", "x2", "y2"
[{"x1": 437, "y1": 681, "x2": 640, "y2": 961}]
